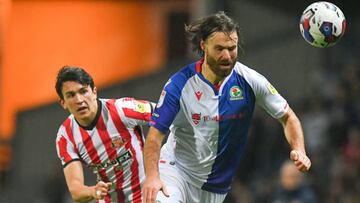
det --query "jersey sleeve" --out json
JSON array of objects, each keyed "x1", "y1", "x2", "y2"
[
  {"x1": 237, "y1": 64, "x2": 289, "y2": 119},
  {"x1": 116, "y1": 97, "x2": 153, "y2": 126},
  {"x1": 55, "y1": 126, "x2": 80, "y2": 167},
  {"x1": 150, "y1": 77, "x2": 183, "y2": 134}
]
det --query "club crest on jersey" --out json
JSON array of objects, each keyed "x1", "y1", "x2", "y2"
[
  {"x1": 229, "y1": 86, "x2": 243, "y2": 100},
  {"x1": 192, "y1": 113, "x2": 201, "y2": 125},
  {"x1": 156, "y1": 90, "x2": 166, "y2": 108},
  {"x1": 112, "y1": 137, "x2": 125, "y2": 149}
]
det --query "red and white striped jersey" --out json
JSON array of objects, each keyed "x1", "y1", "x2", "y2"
[{"x1": 56, "y1": 98, "x2": 153, "y2": 203}]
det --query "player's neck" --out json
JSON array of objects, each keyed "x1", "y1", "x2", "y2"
[{"x1": 201, "y1": 62, "x2": 224, "y2": 85}]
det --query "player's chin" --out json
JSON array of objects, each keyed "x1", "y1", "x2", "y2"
[{"x1": 219, "y1": 66, "x2": 233, "y2": 76}]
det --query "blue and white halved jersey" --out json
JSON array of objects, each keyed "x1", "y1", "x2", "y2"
[{"x1": 150, "y1": 60, "x2": 289, "y2": 194}]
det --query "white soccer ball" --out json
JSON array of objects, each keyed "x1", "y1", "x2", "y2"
[{"x1": 299, "y1": 1, "x2": 346, "y2": 48}]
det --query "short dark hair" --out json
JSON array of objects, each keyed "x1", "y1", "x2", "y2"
[
  {"x1": 55, "y1": 66, "x2": 95, "y2": 99},
  {"x1": 185, "y1": 11, "x2": 241, "y2": 56}
]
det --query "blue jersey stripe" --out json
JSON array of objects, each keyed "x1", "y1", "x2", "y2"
[{"x1": 202, "y1": 71, "x2": 256, "y2": 193}]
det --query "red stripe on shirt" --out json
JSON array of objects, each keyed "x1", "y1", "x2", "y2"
[
  {"x1": 97, "y1": 114, "x2": 125, "y2": 203},
  {"x1": 63, "y1": 118, "x2": 79, "y2": 155},
  {"x1": 106, "y1": 99, "x2": 142, "y2": 203},
  {"x1": 134, "y1": 126, "x2": 144, "y2": 151},
  {"x1": 57, "y1": 136, "x2": 72, "y2": 164},
  {"x1": 79, "y1": 128, "x2": 102, "y2": 164}
]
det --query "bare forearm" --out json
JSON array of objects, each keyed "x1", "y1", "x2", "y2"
[
  {"x1": 64, "y1": 162, "x2": 95, "y2": 202},
  {"x1": 144, "y1": 127, "x2": 164, "y2": 178},
  {"x1": 281, "y1": 108, "x2": 306, "y2": 153},
  {"x1": 280, "y1": 108, "x2": 311, "y2": 171}
]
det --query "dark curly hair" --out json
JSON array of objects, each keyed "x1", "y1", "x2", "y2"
[{"x1": 185, "y1": 11, "x2": 241, "y2": 56}]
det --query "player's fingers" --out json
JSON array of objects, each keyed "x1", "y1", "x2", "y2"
[
  {"x1": 290, "y1": 150, "x2": 298, "y2": 161},
  {"x1": 150, "y1": 188, "x2": 158, "y2": 203},
  {"x1": 307, "y1": 158, "x2": 312, "y2": 169},
  {"x1": 142, "y1": 188, "x2": 147, "y2": 203},
  {"x1": 106, "y1": 182, "x2": 112, "y2": 189},
  {"x1": 295, "y1": 161, "x2": 303, "y2": 170},
  {"x1": 95, "y1": 188, "x2": 105, "y2": 200},
  {"x1": 303, "y1": 157, "x2": 311, "y2": 170},
  {"x1": 161, "y1": 184, "x2": 170, "y2": 197},
  {"x1": 97, "y1": 181, "x2": 108, "y2": 188},
  {"x1": 298, "y1": 153, "x2": 311, "y2": 171}
]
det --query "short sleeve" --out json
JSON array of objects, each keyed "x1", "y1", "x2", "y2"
[{"x1": 55, "y1": 126, "x2": 80, "y2": 167}]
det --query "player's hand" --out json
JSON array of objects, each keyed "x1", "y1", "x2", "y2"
[
  {"x1": 290, "y1": 150, "x2": 311, "y2": 172},
  {"x1": 94, "y1": 181, "x2": 112, "y2": 200},
  {"x1": 142, "y1": 176, "x2": 169, "y2": 203}
]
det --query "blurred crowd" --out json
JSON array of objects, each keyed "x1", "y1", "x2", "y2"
[{"x1": 225, "y1": 61, "x2": 360, "y2": 203}]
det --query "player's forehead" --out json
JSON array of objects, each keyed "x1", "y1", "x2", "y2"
[
  {"x1": 62, "y1": 81, "x2": 89, "y2": 93},
  {"x1": 206, "y1": 31, "x2": 238, "y2": 46}
]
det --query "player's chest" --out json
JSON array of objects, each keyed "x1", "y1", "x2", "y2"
[
  {"x1": 181, "y1": 78, "x2": 254, "y2": 118},
  {"x1": 74, "y1": 127, "x2": 131, "y2": 162}
]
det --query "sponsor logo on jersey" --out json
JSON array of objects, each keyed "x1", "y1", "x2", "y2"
[
  {"x1": 192, "y1": 113, "x2": 201, "y2": 125},
  {"x1": 111, "y1": 137, "x2": 125, "y2": 150},
  {"x1": 90, "y1": 150, "x2": 132, "y2": 171},
  {"x1": 156, "y1": 90, "x2": 166, "y2": 108},
  {"x1": 191, "y1": 112, "x2": 246, "y2": 124},
  {"x1": 195, "y1": 91, "x2": 203, "y2": 101},
  {"x1": 267, "y1": 83, "x2": 278, "y2": 95},
  {"x1": 229, "y1": 86, "x2": 243, "y2": 100}
]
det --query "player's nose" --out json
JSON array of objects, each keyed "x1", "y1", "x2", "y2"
[
  {"x1": 221, "y1": 49, "x2": 231, "y2": 60},
  {"x1": 74, "y1": 93, "x2": 84, "y2": 103}
]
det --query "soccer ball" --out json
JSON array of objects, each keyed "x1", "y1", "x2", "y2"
[{"x1": 299, "y1": 1, "x2": 346, "y2": 48}]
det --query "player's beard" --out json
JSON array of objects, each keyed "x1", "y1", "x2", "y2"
[{"x1": 206, "y1": 53, "x2": 236, "y2": 78}]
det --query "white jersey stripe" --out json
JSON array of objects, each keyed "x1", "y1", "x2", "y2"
[{"x1": 107, "y1": 99, "x2": 142, "y2": 203}]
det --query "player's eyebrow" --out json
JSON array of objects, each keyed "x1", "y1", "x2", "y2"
[{"x1": 214, "y1": 44, "x2": 237, "y2": 49}]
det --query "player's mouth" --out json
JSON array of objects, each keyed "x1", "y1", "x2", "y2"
[
  {"x1": 77, "y1": 106, "x2": 88, "y2": 113},
  {"x1": 219, "y1": 62, "x2": 232, "y2": 69}
]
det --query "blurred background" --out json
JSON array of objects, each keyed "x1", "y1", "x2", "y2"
[{"x1": 0, "y1": 0, "x2": 358, "y2": 202}]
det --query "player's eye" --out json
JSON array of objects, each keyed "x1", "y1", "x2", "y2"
[
  {"x1": 228, "y1": 46, "x2": 237, "y2": 51},
  {"x1": 65, "y1": 92, "x2": 75, "y2": 99},
  {"x1": 80, "y1": 88, "x2": 88, "y2": 95}
]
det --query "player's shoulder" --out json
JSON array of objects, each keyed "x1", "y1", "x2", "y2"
[
  {"x1": 233, "y1": 61, "x2": 264, "y2": 78},
  {"x1": 98, "y1": 97, "x2": 130, "y2": 106},
  {"x1": 232, "y1": 62, "x2": 270, "y2": 87},
  {"x1": 56, "y1": 115, "x2": 75, "y2": 139},
  {"x1": 165, "y1": 61, "x2": 198, "y2": 90},
  {"x1": 172, "y1": 61, "x2": 197, "y2": 81}
]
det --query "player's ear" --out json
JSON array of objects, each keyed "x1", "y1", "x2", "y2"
[
  {"x1": 93, "y1": 87, "x2": 97, "y2": 98},
  {"x1": 200, "y1": 40, "x2": 205, "y2": 52},
  {"x1": 59, "y1": 98, "x2": 67, "y2": 110}
]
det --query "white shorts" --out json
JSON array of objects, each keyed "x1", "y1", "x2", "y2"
[{"x1": 156, "y1": 156, "x2": 227, "y2": 203}]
